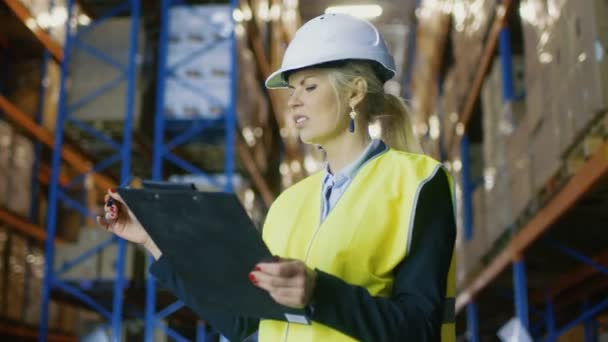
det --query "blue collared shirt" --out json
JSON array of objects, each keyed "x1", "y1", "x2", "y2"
[{"x1": 320, "y1": 139, "x2": 389, "y2": 223}]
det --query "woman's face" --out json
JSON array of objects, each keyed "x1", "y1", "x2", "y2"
[{"x1": 286, "y1": 68, "x2": 349, "y2": 145}]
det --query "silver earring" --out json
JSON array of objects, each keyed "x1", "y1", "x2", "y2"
[{"x1": 349, "y1": 105, "x2": 357, "y2": 133}]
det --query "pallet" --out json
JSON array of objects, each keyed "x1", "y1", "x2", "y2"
[
  {"x1": 510, "y1": 111, "x2": 608, "y2": 234},
  {"x1": 565, "y1": 110, "x2": 608, "y2": 176}
]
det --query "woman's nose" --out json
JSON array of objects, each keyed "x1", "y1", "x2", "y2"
[{"x1": 287, "y1": 92, "x2": 302, "y2": 109}]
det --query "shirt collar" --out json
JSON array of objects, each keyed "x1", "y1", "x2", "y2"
[{"x1": 323, "y1": 139, "x2": 386, "y2": 187}]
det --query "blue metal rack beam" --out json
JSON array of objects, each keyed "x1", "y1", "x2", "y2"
[
  {"x1": 40, "y1": 1, "x2": 141, "y2": 340},
  {"x1": 146, "y1": 0, "x2": 239, "y2": 340}
]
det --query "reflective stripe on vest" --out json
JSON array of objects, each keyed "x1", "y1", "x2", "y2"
[{"x1": 260, "y1": 150, "x2": 456, "y2": 342}]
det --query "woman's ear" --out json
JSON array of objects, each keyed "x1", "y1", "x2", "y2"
[{"x1": 349, "y1": 77, "x2": 368, "y2": 109}]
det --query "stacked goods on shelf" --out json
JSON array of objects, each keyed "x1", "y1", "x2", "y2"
[
  {"x1": 506, "y1": 111, "x2": 532, "y2": 221},
  {"x1": 562, "y1": 0, "x2": 608, "y2": 134},
  {"x1": 5, "y1": 59, "x2": 61, "y2": 132},
  {"x1": 452, "y1": 143, "x2": 485, "y2": 287},
  {"x1": 24, "y1": 244, "x2": 44, "y2": 326},
  {"x1": 0, "y1": 126, "x2": 36, "y2": 222},
  {"x1": 0, "y1": 121, "x2": 13, "y2": 209},
  {"x1": 440, "y1": 67, "x2": 465, "y2": 151},
  {"x1": 450, "y1": 0, "x2": 496, "y2": 87},
  {"x1": 6, "y1": 134, "x2": 35, "y2": 217},
  {"x1": 410, "y1": 0, "x2": 450, "y2": 126},
  {"x1": 54, "y1": 227, "x2": 135, "y2": 281},
  {"x1": 0, "y1": 227, "x2": 7, "y2": 314},
  {"x1": 16, "y1": 0, "x2": 85, "y2": 47},
  {"x1": 236, "y1": 30, "x2": 271, "y2": 174},
  {"x1": 521, "y1": 0, "x2": 608, "y2": 197},
  {"x1": 455, "y1": 186, "x2": 488, "y2": 288},
  {"x1": 481, "y1": 56, "x2": 527, "y2": 245},
  {"x1": 5, "y1": 233, "x2": 27, "y2": 321},
  {"x1": 164, "y1": 5, "x2": 232, "y2": 121},
  {"x1": 520, "y1": 0, "x2": 564, "y2": 196},
  {"x1": 280, "y1": 0, "x2": 301, "y2": 41},
  {"x1": 68, "y1": 17, "x2": 146, "y2": 127}
]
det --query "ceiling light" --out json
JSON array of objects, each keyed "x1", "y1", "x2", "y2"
[{"x1": 325, "y1": 5, "x2": 383, "y2": 19}]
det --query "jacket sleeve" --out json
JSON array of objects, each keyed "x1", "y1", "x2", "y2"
[
  {"x1": 149, "y1": 256, "x2": 259, "y2": 341},
  {"x1": 309, "y1": 167, "x2": 456, "y2": 342}
]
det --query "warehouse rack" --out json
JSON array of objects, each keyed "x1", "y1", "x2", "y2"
[
  {"x1": 439, "y1": 0, "x2": 608, "y2": 340},
  {"x1": 0, "y1": 0, "x2": 281, "y2": 340},
  {"x1": 145, "y1": 0, "x2": 239, "y2": 341},
  {"x1": 0, "y1": 0, "x2": 87, "y2": 340},
  {"x1": 39, "y1": 0, "x2": 141, "y2": 341}
]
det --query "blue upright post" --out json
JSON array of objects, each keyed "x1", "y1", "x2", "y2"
[
  {"x1": 224, "y1": 0, "x2": 239, "y2": 193},
  {"x1": 40, "y1": 1, "x2": 76, "y2": 339},
  {"x1": 583, "y1": 300, "x2": 599, "y2": 342},
  {"x1": 513, "y1": 258, "x2": 530, "y2": 330},
  {"x1": 145, "y1": 0, "x2": 171, "y2": 339},
  {"x1": 110, "y1": 1, "x2": 140, "y2": 340},
  {"x1": 584, "y1": 318, "x2": 598, "y2": 342},
  {"x1": 466, "y1": 302, "x2": 480, "y2": 342},
  {"x1": 545, "y1": 298, "x2": 556, "y2": 342},
  {"x1": 498, "y1": 13, "x2": 531, "y2": 335},
  {"x1": 41, "y1": 0, "x2": 141, "y2": 339},
  {"x1": 498, "y1": 27, "x2": 514, "y2": 101},
  {"x1": 196, "y1": 321, "x2": 207, "y2": 342},
  {"x1": 147, "y1": 1, "x2": 239, "y2": 339}
]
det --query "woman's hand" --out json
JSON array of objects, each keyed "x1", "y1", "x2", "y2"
[
  {"x1": 96, "y1": 189, "x2": 162, "y2": 260},
  {"x1": 249, "y1": 259, "x2": 317, "y2": 309}
]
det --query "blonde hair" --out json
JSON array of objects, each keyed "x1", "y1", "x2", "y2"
[{"x1": 326, "y1": 61, "x2": 422, "y2": 154}]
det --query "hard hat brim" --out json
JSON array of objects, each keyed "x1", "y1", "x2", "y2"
[
  {"x1": 265, "y1": 68, "x2": 289, "y2": 89},
  {"x1": 265, "y1": 59, "x2": 396, "y2": 89}
]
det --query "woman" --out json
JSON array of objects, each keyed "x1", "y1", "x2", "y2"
[{"x1": 99, "y1": 13, "x2": 456, "y2": 342}]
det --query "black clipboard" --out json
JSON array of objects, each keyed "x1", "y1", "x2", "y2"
[{"x1": 117, "y1": 186, "x2": 310, "y2": 324}]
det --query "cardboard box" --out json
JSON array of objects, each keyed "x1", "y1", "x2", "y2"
[
  {"x1": 563, "y1": 0, "x2": 608, "y2": 133},
  {"x1": 68, "y1": 17, "x2": 145, "y2": 126},
  {"x1": 6, "y1": 233, "x2": 27, "y2": 321},
  {"x1": 24, "y1": 245, "x2": 44, "y2": 325},
  {"x1": 484, "y1": 167, "x2": 512, "y2": 244},
  {"x1": 54, "y1": 227, "x2": 137, "y2": 280},
  {"x1": 7, "y1": 134, "x2": 35, "y2": 217},
  {"x1": 0, "y1": 121, "x2": 13, "y2": 208},
  {"x1": 530, "y1": 111, "x2": 562, "y2": 194},
  {"x1": 99, "y1": 238, "x2": 135, "y2": 280},
  {"x1": 509, "y1": 151, "x2": 533, "y2": 222},
  {"x1": 0, "y1": 227, "x2": 8, "y2": 314}
]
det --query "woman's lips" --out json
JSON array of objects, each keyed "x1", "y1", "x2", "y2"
[{"x1": 294, "y1": 115, "x2": 309, "y2": 127}]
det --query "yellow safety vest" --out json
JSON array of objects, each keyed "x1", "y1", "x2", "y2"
[{"x1": 260, "y1": 149, "x2": 456, "y2": 342}]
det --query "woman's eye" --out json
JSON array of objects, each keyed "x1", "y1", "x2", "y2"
[{"x1": 305, "y1": 85, "x2": 317, "y2": 92}]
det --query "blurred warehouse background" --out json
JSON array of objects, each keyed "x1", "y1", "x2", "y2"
[{"x1": 0, "y1": 0, "x2": 607, "y2": 340}]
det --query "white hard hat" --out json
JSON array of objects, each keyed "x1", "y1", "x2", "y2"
[{"x1": 265, "y1": 13, "x2": 396, "y2": 89}]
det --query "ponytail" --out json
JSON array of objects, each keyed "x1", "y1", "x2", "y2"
[
  {"x1": 375, "y1": 93, "x2": 423, "y2": 154},
  {"x1": 326, "y1": 60, "x2": 422, "y2": 154}
]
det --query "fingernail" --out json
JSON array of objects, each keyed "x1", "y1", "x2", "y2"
[
  {"x1": 248, "y1": 273, "x2": 257, "y2": 284},
  {"x1": 254, "y1": 266, "x2": 261, "y2": 271},
  {"x1": 109, "y1": 188, "x2": 116, "y2": 193}
]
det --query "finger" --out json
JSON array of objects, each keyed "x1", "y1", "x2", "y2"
[
  {"x1": 268, "y1": 288, "x2": 307, "y2": 308},
  {"x1": 96, "y1": 216, "x2": 108, "y2": 228},
  {"x1": 96, "y1": 216, "x2": 113, "y2": 233},
  {"x1": 107, "y1": 189, "x2": 125, "y2": 204},
  {"x1": 256, "y1": 261, "x2": 302, "y2": 277},
  {"x1": 251, "y1": 271, "x2": 302, "y2": 291}
]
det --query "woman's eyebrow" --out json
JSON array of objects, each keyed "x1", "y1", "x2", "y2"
[{"x1": 288, "y1": 76, "x2": 315, "y2": 88}]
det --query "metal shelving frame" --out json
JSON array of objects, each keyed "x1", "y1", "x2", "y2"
[
  {"x1": 39, "y1": 0, "x2": 141, "y2": 341},
  {"x1": 446, "y1": 0, "x2": 608, "y2": 340},
  {"x1": 145, "y1": 0, "x2": 238, "y2": 341}
]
